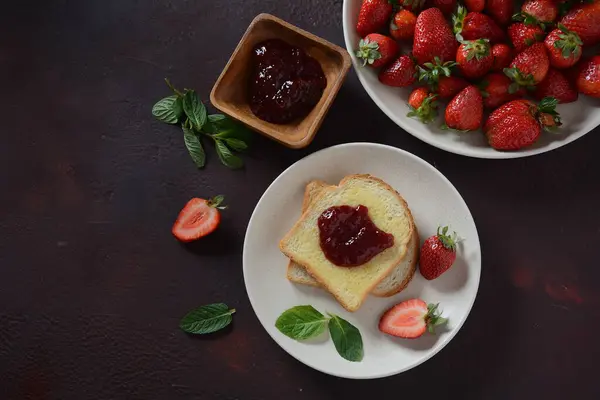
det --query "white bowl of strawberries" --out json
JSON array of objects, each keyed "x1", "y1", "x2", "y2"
[{"x1": 343, "y1": 0, "x2": 600, "y2": 158}]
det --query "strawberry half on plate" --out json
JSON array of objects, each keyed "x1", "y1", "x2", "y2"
[
  {"x1": 172, "y1": 196, "x2": 226, "y2": 242},
  {"x1": 379, "y1": 299, "x2": 448, "y2": 339}
]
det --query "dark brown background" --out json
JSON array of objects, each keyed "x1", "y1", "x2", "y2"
[{"x1": 1, "y1": 1, "x2": 599, "y2": 399}]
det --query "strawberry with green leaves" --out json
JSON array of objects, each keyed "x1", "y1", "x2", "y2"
[
  {"x1": 508, "y1": 22, "x2": 545, "y2": 53},
  {"x1": 516, "y1": 0, "x2": 558, "y2": 25},
  {"x1": 379, "y1": 54, "x2": 417, "y2": 86},
  {"x1": 559, "y1": 1, "x2": 600, "y2": 45},
  {"x1": 453, "y1": 6, "x2": 506, "y2": 44},
  {"x1": 456, "y1": 39, "x2": 494, "y2": 79},
  {"x1": 390, "y1": 9, "x2": 417, "y2": 41},
  {"x1": 417, "y1": 57, "x2": 468, "y2": 98},
  {"x1": 379, "y1": 300, "x2": 448, "y2": 339},
  {"x1": 419, "y1": 226, "x2": 459, "y2": 279},
  {"x1": 444, "y1": 86, "x2": 483, "y2": 131},
  {"x1": 355, "y1": 34, "x2": 399, "y2": 68},
  {"x1": 544, "y1": 24, "x2": 583, "y2": 69},
  {"x1": 413, "y1": 7, "x2": 458, "y2": 65},
  {"x1": 480, "y1": 73, "x2": 525, "y2": 109},
  {"x1": 407, "y1": 87, "x2": 438, "y2": 123},
  {"x1": 484, "y1": 97, "x2": 562, "y2": 150},
  {"x1": 356, "y1": 0, "x2": 395, "y2": 37},
  {"x1": 533, "y1": 68, "x2": 578, "y2": 103},
  {"x1": 504, "y1": 43, "x2": 550, "y2": 91},
  {"x1": 491, "y1": 43, "x2": 513, "y2": 71}
]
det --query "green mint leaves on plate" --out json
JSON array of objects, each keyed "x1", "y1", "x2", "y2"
[
  {"x1": 180, "y1": 303, "x2": 236, "y2": 335},
  {"x1": 152, "y1": 78, "x2": 250, "y2": 169},
  {"x1": 275, "y1": 305, "x2": 364, "y2": 362}
]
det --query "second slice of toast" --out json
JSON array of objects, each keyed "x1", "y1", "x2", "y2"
[{"x1": 279, "y1": 174, "x2": 414, "y2": 311}]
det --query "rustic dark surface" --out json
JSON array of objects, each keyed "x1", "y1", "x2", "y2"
[{"x1": 1, "y1": 1, "x2": 600, "y2": 399}]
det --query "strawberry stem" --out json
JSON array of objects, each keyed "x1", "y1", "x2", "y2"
[
  {"x1": 207, "y1": 195, "x2": 227, "y2": 209},
  {"x1": 437, "y1": 226, "x2": 458, "y2": 250},
  {"x1": 425, "y1": 303, "x2": 448, "y2": 334},
  {"x1": 355, "y1": 38, "x2": 381, "y2": 67}
]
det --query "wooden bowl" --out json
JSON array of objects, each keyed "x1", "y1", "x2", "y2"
[{"x1": 210, "y1": 13, "x2": 352, "y2": 149}]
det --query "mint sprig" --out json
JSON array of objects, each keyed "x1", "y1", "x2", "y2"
[
  {"x1": 275, "y1": 305, "x2": 364, "y2": 362},
  {"x1": 152, "y1": 78, "x2": 250, "y2": 169}
]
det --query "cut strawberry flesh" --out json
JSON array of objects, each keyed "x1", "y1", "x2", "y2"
[
  {"x1": 379, "y1": 298, "x2": 428, "y2": 338},
  {"x1": 172, "y1": 198, "x2": 220, "y2": 242}
]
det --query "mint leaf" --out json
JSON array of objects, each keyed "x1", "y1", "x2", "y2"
[
  {"x1": 215, "y1": 140, "x2": 243, "y2": 169},
  {"x1": 328, "y1": 314, "x2": 363, "y2": 362},
  {"x1": 152, "y1": 95, "x2": 183, "y2": 124},
  {"x1": 223, "y1": 138, "x2": 247, "y2": 152},
  {"x1": 275, "y1": 305, "x2": 329, "y2": 340},
  {"x1": 180, "y1": 303, "x2": 235, "y2": 334},
  {"x1": 183, "y1": 90, "x2": 207, "y2": 131},
  {"x1": 208, "y1": 114, "x2": 227, "y2": 123},
  {"x1": 182, "y1": 124, "x2": 205, "y2": 168}
]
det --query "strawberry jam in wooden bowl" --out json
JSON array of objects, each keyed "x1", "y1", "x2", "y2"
[{"x1": 211, "y1": 13, "x2": 352, "y2": 149}]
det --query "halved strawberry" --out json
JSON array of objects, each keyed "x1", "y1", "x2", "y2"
[
  {"x1": 379, "y1": 299, "x2": 448, "y2": 339},
  {"x1": 172, "y1": 196, "x2": 226, "y2": 242}
]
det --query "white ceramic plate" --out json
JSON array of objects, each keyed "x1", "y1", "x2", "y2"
[
  {"x1": 342, "y1": 0, "x2": 599, "y2": 159},
  {"x1": 243, "y1": 143, "x2": 481, "y2": 379}
]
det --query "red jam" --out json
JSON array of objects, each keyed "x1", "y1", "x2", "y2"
[
  {"x1": 248, "y1": 39, "x2": 326, "y2": 124},
  {"x1": 318, "y1": 205, "x2": 394, "y2": 267}
]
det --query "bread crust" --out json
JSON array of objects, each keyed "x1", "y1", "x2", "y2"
[{"x1": 279, "y1": 174, "x2": 415, "y2": 312}]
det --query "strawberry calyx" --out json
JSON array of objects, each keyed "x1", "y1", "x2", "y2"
[
  {"x1": 206, "y1": 195, "x2": 227, "y2": 210},
  {"x1": 425, "y1": 303, "x2": 449, "y2": 334},
  {"x1": 512, "y1": 12, "x2": 549, "y2": 30},
  {"x1": 407, "y1": 93, "x2": 438, "y2": 124},
  {"x1": 402, "y1": 0, "x2": 426, "y2": 11},
  {"x1": 418, "y1": 57, "x2": 458, "y2": 91},
  {"x1": 437, "y1": 226, "x2": 458, "y2": 250},
  {"x1": 452, "y1": 5, "x2": 468, "y2": 41},
  {"x1": 503, "y1": 67, "x2": 536, "y2": 92},
  {"x1": 355, "y1": 38, "x2": 382, "y2": 67},
  {"x1": 536, "y1": 96, "x2": 562, "y2": 130},
  {"x1": 463, "y1": 39, "x2": 491, "y2": 61},
  {"x1": 554, "y1": 24, "x2": 583, "y2": 59}
]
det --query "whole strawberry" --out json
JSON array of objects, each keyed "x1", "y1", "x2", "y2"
[
  {"x1": 445, "y1": 86, "x2": 483, "y2": 131},
  {"x1": 413, "y1": 8, "x2": 458, "y2": 65},
  {"x1": 430, "y1": 0, "x2": 458, "y2": 15},
  {"x1": 407, "y1": 87, "x2": 439, "y2": 123},
  {"x1": 379, "y1": 54, "x2": 417, "y2": 87},
  {"x1": 465, "y1": 0, "x2": 485, "y2": 12},
  {"x1": 453, "y1": 6, "x2": 505, "y2": 44},
  {"x1": 575, "y1": 56, "x2": 600, "y2": 98},
  {"x1": 355, "y1": 34, "x2": 399, "y2": 68},
  {"x1": 533, "y1": 68, "x2": 578, "y2": 103},
  {"x1": 520, "y1": 0, "x2": 558, "y2": 24},
  {"x1": 559, "y1": 1, "x2": 600, "y2": 45},
  {"x1": 390, "y1": 9, "x2": 417, "y2": 41},
  {"x1": 438, "y1": 76, "x2": 470, "y2": 98},
  {"x1": 544, "y1": 24, "x2": 583, "y2": 69},
  {"x1": 508, "y1": 22, "x2": 545, "y2": 53},
  {"x1": 417, "y1": 57, "x2": 468, "y2": 98},
  {"x1": 484, "y1": 97, "x2": 562, "y2": 150},
  {"x1": 457, "y1": 39, "x2": 493, "y2": 79},
  {"x1": 491, "y1": 43, "x2": 513, "y2": 72},
  {"x1": 486, "y1": 0, "x2": 514, "y2": 25},
  {"x1": 480, "y1": 72, "x2": 525, "y2": 109},
  {"x1": 420, "y1": 226, "x2": 459, "y2": 280},
  {"x1": 504, "y1": 43, "x2": 550, "y2": 90},
  {"x1": 356, "y1": 0, "x2": 394, "y2": 37}
]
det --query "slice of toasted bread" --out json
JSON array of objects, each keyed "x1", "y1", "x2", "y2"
[
  {"x1": 286, "y1": 180, "x2": 418, "y2": 297},
  {"x1": 279, "y1": 174, "x2": 414, "y2": 311}
]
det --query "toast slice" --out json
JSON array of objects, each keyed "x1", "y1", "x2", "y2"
[
  {"x1": 279, "y1": 174, "x2": 415, "y2": 311},
  {"x1": 286, "y1": 181, "x2": 419, "y2": 297}
]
